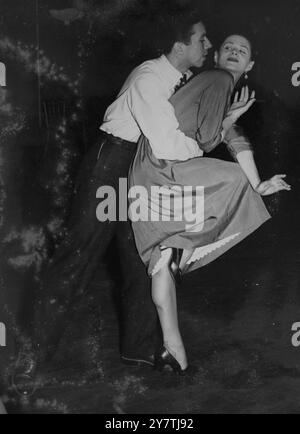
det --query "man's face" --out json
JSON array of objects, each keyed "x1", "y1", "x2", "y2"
[
  {"x1": 182, "y1": 22, "x2": 212, "y2": 69},
  {"x1": 216, "y1": 35, "x2": 254, "y2": 75}
]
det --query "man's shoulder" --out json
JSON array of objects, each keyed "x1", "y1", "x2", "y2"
[
  {"x1": 131, "y1": 56, "x2": 163, "y2": 77},
  {"x1": 127, "y1": 57, "x2": 164, "y2": 89}
]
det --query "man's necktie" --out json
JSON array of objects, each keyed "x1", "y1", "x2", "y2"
[{"x1": 174, "y1": 72, "x2": 189, "y2": 94}]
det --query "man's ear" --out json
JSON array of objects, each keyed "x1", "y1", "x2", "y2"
[
  {"x1": 173, "y1": 41, "x2": 185, "y2": 57},
  {"x1": 246, "y1": 60, "x2": 255, "y2": 73},
  {"x1": 214, "y1": 51, "x2": 219, "y2": 66}
]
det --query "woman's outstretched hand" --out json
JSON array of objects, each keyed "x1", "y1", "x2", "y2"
[
  {"x1": 222, "y1": 86, "x2": 256, "y2": 132},
  {"x1": 255, "y1": 175, "x2": 291, "y2": 196}
]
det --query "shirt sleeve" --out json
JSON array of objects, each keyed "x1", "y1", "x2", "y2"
[
  {"x1": 224, "y1": 125, "x2": 253, "y2": 161},
  {"x1": 127, "y1": 73, "x2": 203, "y2": 161}
]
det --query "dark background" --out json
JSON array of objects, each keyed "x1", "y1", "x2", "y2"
[{"x1": 0, "y1": 0, "x2": 300, "y2": 413}]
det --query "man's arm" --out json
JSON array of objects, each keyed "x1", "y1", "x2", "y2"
[{"x1": 128, "y1": 73, "x2": 203, "y2": 161}]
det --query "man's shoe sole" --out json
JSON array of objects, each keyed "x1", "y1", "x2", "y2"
[{"x1": 121, "y1": 356, "x2": 154, "y2": 367}]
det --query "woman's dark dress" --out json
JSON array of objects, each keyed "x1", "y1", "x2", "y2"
[{"x1": 128, "y1": 69, "x2": 271, "y2": 276}]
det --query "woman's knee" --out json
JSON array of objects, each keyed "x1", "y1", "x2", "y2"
[{"x1": 151, "y1": 269, "x2": 173, "y2": 308}]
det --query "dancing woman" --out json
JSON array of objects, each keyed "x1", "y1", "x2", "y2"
[{"x1": 128, "y1": 35, "x2": 291, "y2": 374}]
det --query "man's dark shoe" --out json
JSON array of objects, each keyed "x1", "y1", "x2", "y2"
[
  {"x1": 11, "y1": 350, "x2": 38, "y2": 397},
  {"x1": 121, "y1": 353, "x2": 155, "y2": 367}
]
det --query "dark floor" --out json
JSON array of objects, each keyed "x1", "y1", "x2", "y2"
[{"x1": 1, "y1": 176, "x2": 300, "y2": 414}]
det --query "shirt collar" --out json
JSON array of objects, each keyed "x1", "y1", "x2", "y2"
[{"x1": 158, "y1": 55, "x2": 192, "y2": 92}]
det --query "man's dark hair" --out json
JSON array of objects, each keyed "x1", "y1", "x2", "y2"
[
  {"x1": 155, "y1": 5, "x2": 204, "y2": 55},
  {"x1": 116, "y1": 0, "x2": 204, "y2": 59}
]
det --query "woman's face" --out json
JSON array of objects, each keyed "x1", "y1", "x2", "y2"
[{"x1": 215, "y1": 35, "x2": 254, "y2": 76}]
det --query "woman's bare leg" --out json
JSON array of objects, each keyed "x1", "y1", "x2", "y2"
[{"x1": 152, "y1": 255, "x2": 188, "y2": 370}]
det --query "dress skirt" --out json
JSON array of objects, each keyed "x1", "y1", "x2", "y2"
[{"x1": 128, "y1": 136, "x2": 271, "y2": 276}]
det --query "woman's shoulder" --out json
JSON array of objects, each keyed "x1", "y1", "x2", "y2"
[
  {"x1": 171, "y1": 68, "x2": 234, "y2": 106},
  {"x1": 192, "y1": 68, "x2": 234, "y2": 89}
]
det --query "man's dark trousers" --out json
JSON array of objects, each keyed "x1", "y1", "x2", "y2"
[{"x1": 34, "y1": 132, "x2": 159, "y2": 363}]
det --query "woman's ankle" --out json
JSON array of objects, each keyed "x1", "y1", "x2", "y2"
[{"x1": 164, "y1": 341, "x2": 188, "y2": 369}]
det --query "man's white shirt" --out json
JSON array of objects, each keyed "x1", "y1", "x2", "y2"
[{"x1": 100, "y1": 55, "x2": 203, "y2": 161}]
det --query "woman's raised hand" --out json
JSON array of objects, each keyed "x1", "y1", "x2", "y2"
[
  {"x1": 228, "y1": 86, "x2": 256, "y2": 119},
  {"x1": 222, "y1": 86, "x2": 256, "y2": 132},
  {"x1": 255, "y1": 175, "x2": 291, "y2": 196}
]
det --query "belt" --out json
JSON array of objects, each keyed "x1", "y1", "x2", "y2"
[
  {"x1": 97, "y1": 130, "x2": 136, "y2": 160},
  {"x1": 98, "y1": 130, "x2": 136, "y2": 152}
]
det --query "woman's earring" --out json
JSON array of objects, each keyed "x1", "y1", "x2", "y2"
[{"x1": 244, "y1": 73, "x2": 248, "y2": 80}]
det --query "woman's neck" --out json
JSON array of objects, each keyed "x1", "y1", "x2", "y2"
[
  {"x1": 230, "y1": 71, "x2": 243, "y2": 85},
  {"x1": 215, "y1": 65, "x2": 243, "y2": 85}
]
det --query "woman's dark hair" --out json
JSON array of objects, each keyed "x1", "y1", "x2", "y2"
[{"x1": 217, "y1": 32, "x2": 255, "y2": 60}]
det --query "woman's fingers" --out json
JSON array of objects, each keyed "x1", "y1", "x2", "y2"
[
  {"x1": 244, "y1": 86, "x2": 249, "y2": 102},
  {"x1": 238, "y1": 86, "x2": 255, "y2": 103},
  {"x1": 277, "y1": 184, "x2": 291, "y2": 191},
  {"x1": 229, "y1": 98, "x2": 256, "y2": 121},
  {"x1": 241, "y1": 86, "x2": 249, "y2": 102},
  {"x1": 244, "y1": 98, "x2": 256, "y2": 111},
  {"x1": 273, "y1": 175, "x2": 290, "y2": 185},
  {"x1": 260, "y1": 174, "x2": 291, "y2": 195},
  {"x1": 273, "y1": 174, "x2": 287, "y2": 179},
  {"x1": 242, "y1": 86, "x2": 246, "y2": 101},
  {"x1": 238, "y1": 87, "x2": 243, "y2": 102},
  {"x1": 229, "y1": 87, "x2": 257, "y2": 118},
  {"x1": 277, "y1": 179, "x2": 291, "y2": 188},
  {"x1": 271, "y1": 174, "x2": 291, "y2": 190}
]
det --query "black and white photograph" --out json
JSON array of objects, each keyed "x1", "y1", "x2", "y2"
[{"x1": 0, "y1": 0, "x2": 299, "y2": 415}]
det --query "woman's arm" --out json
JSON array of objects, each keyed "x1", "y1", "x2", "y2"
[
  {"x1": 170, "y1": 69, "x2": 234, "y2": 154},
  {"x1": 236, "y1": 150, "x2": 261, "y2": 189},
  {"x1": 227, "y1": 139, "x2": 291, "y2": 195},
  {"x1": 223, "y1": 124, "x2": 291, "y2": 195},
  {"x1": 234, "y1": 148, "x2": 291, "y2": 195},
  {"x1": 223, "y1": 125, "x2": 259, "y2": 187},
  {"x1": 223, "y1": 87, "x2": 291, "y2": 195}
]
